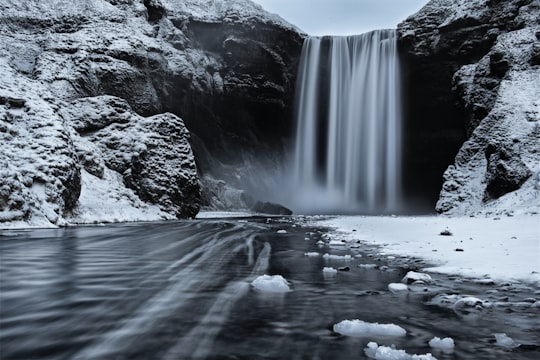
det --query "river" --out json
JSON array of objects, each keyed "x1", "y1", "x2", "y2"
[{"x1": 1, "y1": 217, "x2": 538, "y2": 359}]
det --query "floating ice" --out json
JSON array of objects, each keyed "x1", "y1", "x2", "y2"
[
  {"x1": 494, "y1": 333, "x2": 520, "y2": 349},
  {"x1": 429, "y1": 337, "x2": 455, "y2": 351},
  {"x1": 251, "y1": 275, "x2": 291, "y2": 293},
  {"x1": 323, "y1": 253, "x2": 352, "y2": 260},
  {"x1": 402, "y1": 271, "x2": 433, "y2": 284},
  {"x1": 358, "y1": 264, "x2": 378, "y2": 269},
  {"x1": 364, "y1": 342, "x2": 437, "y2": 359},
  {"x1": 304, "y1": 252, "x2": 320, "y2": 257},
  {"x1": 322, "y1": 267, "x2": 338, "y2": 276},
  {"x1": 276, "y1": 230, "x2": 288, "y2": 234},
  {"x1": 388, "y1": 283, "x2": 409, "y2": 293},
  {"x1": 333, "y1": 319, "x2": 406, "y2": 337}
]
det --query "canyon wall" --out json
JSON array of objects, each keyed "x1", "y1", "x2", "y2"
[
  {"x1": 0, "y1": 0, "x2": 303, "y2": 227},
  {"x1": 398, "y1": 0, "x2": 539, "y2": 215}
]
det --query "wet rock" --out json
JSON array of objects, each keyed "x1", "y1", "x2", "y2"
[{"x1": 252, "y1": 201, "x2": 293, "y2": 215}]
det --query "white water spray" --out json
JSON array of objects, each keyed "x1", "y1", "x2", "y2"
[{"x1": 289, "y1": 30, "x2": 402, "y2": 214}]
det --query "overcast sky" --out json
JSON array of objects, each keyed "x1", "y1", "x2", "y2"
[{"x1": 250, "y1": 0, "x2": 430, "y2": 36}]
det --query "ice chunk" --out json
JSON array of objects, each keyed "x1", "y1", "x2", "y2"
[
  {"x1": 276, "y1": 229, "x2": 287, "y2": 234},
  {"x1": 494, "y1": 333, "x2": 520, "y2": 349},
  {"x1": 251, "y1": 275, "x2": 291, "y2": 293},
  {"x1": 322, "y1": 267, "x2": 338, "y2": 276},
  {"x1": 323, "y1": 253, "x2": 352, "y2": 260},
  {"x1": 333, "y1": 319, "x2": 406, "y2": 337},
  {"x1": 304, "y1": 252, "x2": 320, "y2": 257},
  {"x1": 388, "y1": 283, "x2": 409, "y2": 293},
  {"x1": 402, "y1": 271, "x2": 433, "y2": 284},
  {"x1": 364, "y1": 342, "x2": 437, "y2": 359},
  {"x1": 429, "y1": 337, "x2": 455, "y2": 351},
  {"x1": 358, "y1": 264, "x2": 378, "y2": 269}
]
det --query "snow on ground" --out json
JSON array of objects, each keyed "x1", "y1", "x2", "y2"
[
  {"x1": 67, "y1": 169, "x2": 174, "y2": 225},
  {"x1": 313, "y1": 215, "x2": 540, "y2": 284}
]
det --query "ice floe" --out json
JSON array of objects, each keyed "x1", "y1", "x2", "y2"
[
  {"x1": 364, "y1": 342, "x2": 437, "y2": 359},
  {"x1": 251, "y1": 275, "x2": 291, "y2": 293},
  {"x1": 388, "y1": 283, "x2": 409, "y2": 293},
  {"x1": 322, "y1": 253, "x2": 352, "y2": 261},
  {"x1": 322, "y1": 267, "x2": 338, "y2": 276},
  {"x1": 493, "y1": 333, "x2": 520, "y2": 349},
  {"x1": 428, "y1": 337, "x2": 455, "y2": 351},
  {"x1": 333, "y1": 319, "x2": 406, "y2": 337}
]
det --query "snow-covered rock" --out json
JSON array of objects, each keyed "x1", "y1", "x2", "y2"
[
  {"x1": 401, "y1": 271, "x2": 433, "y2": 285},
  {"x1": 398, "y1": 0, "x2": 540, "y2": 215},
  {"x1": 333, "y1": 319, "x2": 407, "y2": 337},
  {"x1": 0, "y1": 0, "x2": 304, "y2": 226}
]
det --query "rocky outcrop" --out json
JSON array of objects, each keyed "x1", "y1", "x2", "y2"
[
  {"x1": 64, "y1": 96, "x2": 200, "y2": 218},
  {"x1": 0, "y1": 0, "x2": 302, "y2": 226},
  {"x1": 398, "y1": 0, "x2": 539, "y2": 215}
]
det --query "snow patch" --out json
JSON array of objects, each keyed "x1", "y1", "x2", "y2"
[
  {"x1": 312, "y1": 216, "x2": 540, "y2": 284},
  {"x1": 67, "y1": 169, "x2": 174, "y2": 225}
]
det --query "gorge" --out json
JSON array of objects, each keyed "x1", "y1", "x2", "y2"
[{"x1": 0, "y1": 0, "x2": 538, "y2": 225}]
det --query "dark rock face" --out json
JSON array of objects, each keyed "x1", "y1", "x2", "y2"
[
  {"x1": 398, "y1": 0, "x2": 540, "y2": 214},
  {"x1": 252, "y1": 201, "x2": 293, "y2": 216},
  {"x1": 483, "y1": 144, "x2": 532, "y2": 201}
]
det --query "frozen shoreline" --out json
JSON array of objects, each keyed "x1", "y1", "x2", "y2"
[{"x1": 310, "y1": 215, "x2": 540, "y2": 285}]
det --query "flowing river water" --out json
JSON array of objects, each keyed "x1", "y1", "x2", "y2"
[{"x1": 1, "y1": 217, "x2": 539, "y2": 359}]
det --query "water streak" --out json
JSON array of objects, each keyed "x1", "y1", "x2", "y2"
[{"x1": 290, "y1": 30, "x2": 402, "y2": 214}]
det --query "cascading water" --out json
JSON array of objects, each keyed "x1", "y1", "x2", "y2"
[{"x1": 289, "y1": 29, "x2": 402, "y2": 214}]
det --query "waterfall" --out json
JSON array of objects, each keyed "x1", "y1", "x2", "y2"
[{"x1": 290, "y1": 30, "x2": 402, "y2": 214}]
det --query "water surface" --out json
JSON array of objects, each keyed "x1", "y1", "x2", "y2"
[{"x1": 1, "y1": 218, "x2": 538, "y2": 359}]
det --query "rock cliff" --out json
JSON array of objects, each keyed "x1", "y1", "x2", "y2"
[
  {"x1": 0, "y1": 0, "x2": 303, "y2": 227},
  {"x1": 398, "y1": 0, "x2": 539, "y2": 215}
]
